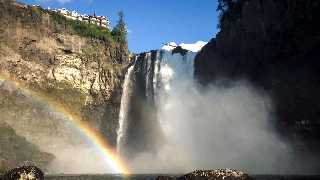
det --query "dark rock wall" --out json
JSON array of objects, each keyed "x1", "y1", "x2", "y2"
[{"x1": 195, "y1": 0, "x2": 320, "y2": 151}]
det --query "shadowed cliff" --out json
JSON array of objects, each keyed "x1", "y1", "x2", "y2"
[{"x1": 195, "y1": 0, "x2": 320, "y2": 157}]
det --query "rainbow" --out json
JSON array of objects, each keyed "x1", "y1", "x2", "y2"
[{"x1": 0, "y1": 71, "x2": 130, "y2": 175}]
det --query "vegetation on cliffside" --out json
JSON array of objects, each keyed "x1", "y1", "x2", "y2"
[{"x1": 43, "y1": 8, "x2": 128, "y2": 45}]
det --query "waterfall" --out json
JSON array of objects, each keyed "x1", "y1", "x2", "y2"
[
  {"x1": 153, "y1": 49, "x2": 199, "y2": 146},
  {"x1": 116, "y1": 43, "x2": 208, "y2": 171},
  {"x1": 121, "y1": 42, "x2": 291, "y2": 174},
  {"x1": 117, "y1": 65, "x2": 134, "y2": 154}
]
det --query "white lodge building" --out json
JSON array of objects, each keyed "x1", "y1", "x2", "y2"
[{"x1": 50, "y1": 7, "x2": 110, "y2": 29}]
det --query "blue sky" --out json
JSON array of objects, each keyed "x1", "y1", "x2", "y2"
[{"x1": 19, "y1": 0, "x2": 219, "y2": 53}]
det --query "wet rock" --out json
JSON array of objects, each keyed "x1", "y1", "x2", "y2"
[
  {"x1": 172, "y1": 46, "x2": 188, "y2": 56},
  {"x1": 177, "y1": 169, "x2": 253, "y2": 180},
  {"x1": 2, "y1": 166, "x2": 44, "y2": 180}
]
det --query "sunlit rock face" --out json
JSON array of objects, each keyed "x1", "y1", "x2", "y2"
[
  {"x1": 0, "y1": 2, "x2": 129, "y2": 173},
  {"x1": 0, "y1": 33, "x2": 127, "y2": 146}
]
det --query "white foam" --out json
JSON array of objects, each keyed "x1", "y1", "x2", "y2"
[
  {"x1": 161, "y1": 41, "x2": 207, "y2": 52},
  {"x1": 179, "y1": 41, "x2": 207, "y2": 52},
  {"x1": 161, "y1": 42, "x2": 178, "y2": 51}
]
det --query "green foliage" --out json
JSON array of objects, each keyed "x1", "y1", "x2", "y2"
[
  {"x1": 47, "y1": 10, "x2": 66, "y2": 25},
  {"x1": 30, "y1": 7, "x2": 128, "y2": 46},
  {"x1": 66, "y1": 19, "x2": 114, "y2": 42},
  {"x1": 45, "y1": 10, "x2": 120, "y2": 43},
  {"x1": 111, "y1": 11, "x2": 127, "y2": 44}
]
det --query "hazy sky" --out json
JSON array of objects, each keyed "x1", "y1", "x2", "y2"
[{"x1": 19, "y1": 0, "x2": 219, "y2": 53}]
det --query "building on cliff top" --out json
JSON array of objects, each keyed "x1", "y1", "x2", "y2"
[{"x1": 48, "y1": 7, "x2": 110, "y2": 29}]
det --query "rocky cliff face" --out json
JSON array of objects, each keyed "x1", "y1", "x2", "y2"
[
  {"x1": 0, "y1": 1, "x2": 129, "y2": 171},
  {"x1": 195, "y1": 0, "x2": 320, "y2": 152}
]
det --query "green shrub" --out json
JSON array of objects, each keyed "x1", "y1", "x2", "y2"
[
  {"x1": 43, "y1": 10, "x2": 121, "y2": 43},
  {"x1": 66, "y1": 19, "x2": 114, "y2": 42}
]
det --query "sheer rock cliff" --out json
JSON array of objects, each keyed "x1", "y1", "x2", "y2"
[
  {"x1": 195, "y1": 0, "x2": 320, "y2": 155},
  {"x1": 0, "y1": 0, "x2": 129, "y2": 170}
]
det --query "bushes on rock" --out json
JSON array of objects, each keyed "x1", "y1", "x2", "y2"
[{"x1": 35, "y1": 7, "x2": 126, "y2": 44}]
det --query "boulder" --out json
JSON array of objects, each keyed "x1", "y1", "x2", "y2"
[
  {"x1": 177, "y1": 169, "x2": 253, "y2": 180},
  {"x1": 2, "y1": 166, "x2": 44, "y2": 180},
  {"x1": 156, "y1": 169, "x2": 253, "y2": 180}
]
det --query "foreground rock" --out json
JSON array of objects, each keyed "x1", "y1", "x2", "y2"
[
  {"x1": 2, "y1": 166, "x2": 44, "y2": 180},
  {"x1": 179, "y1": 169, "x2": 253, "y2": 180},
  {"x1": 156, "y1": 169, "x2": 252, "y2": 180}
]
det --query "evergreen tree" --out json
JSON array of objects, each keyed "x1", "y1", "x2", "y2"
[{"x1": 112, "y1": 11, "x2": 127, "y2": 44}]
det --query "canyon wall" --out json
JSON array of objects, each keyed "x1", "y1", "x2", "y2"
[
  {"x1": 195, "y1": 0, "x2": 320, "y2": 154},
  {"x1": 0, "y1": 1, "x2": 129, "y2": 172}
]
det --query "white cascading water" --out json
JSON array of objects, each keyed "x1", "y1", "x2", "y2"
[
  {"x1": 155, "y1": 42, "x2": 291, "y2": 173},
  {"x1": 154, "y1": 48, "x2": 198, "y2": 128},
  {"x1": 117, "y1": 65, "x2": 134, "y2": 154},
  {"x1": 120, "y1": 41, "x2": 292, "y2": 174}
]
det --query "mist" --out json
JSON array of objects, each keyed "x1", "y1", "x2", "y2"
[
  {"x1": 0, "y1": 51, "x2": 316, "y2": 175},
  {"x1": 0, "y1": 82, "x2": 116, "y2": 174},
  {"x1": 125, "y1": 51, "x2": 296, "y2": 174},
  {"x1": 128, "y1": 79, "x2": 294, "y2": 174},
  {"x1": 47, "y1": 145, "x2": 114, "y2": 174}
]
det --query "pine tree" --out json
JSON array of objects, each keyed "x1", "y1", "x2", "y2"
[{"x1": 112, "y1": 11, "x2": 127, "y2": 44}]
